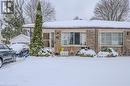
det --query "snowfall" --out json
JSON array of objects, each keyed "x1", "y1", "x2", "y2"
[{"x1": 0, "y1": 56, "x2": 130, "y2": 86}]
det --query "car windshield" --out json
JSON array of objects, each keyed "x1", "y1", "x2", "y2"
[{"x1": 0, "y1": 44, "x2": 9, "y2": 49}]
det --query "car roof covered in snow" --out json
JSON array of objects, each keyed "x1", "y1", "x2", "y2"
[{"x1": 22, "y1": 20, "x2": 130, "y2": 29}]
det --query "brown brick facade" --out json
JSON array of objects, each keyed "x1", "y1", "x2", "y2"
[
  {"x1": 24, "y1": 27, "x2": 130, "y2": 56},
  {"x1": 86, "y1": 29, "x2": 99, "y2": 53},
  {"x1": 86, "y1": 29, "x2": 96, "y2": 50},
  {"x1": 52, "y1": 29, "x2": 130, "y2": 56},
  {"x1": 61, "y1": 46, "x2": 81, "y2": 55},
  {"x1": 123, "y1": 30, "x2": 130, "y2": 55},
  {"x1": 54, "y1": 30, "x2": 61, "y2": 54}
]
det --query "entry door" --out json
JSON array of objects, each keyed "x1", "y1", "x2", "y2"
[{"x1": 49, "y1": 32, "x2": 55, "y2": 48}]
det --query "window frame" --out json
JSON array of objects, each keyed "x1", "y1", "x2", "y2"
[
  {"x1": 61, "y1": 32, "x2": 86, "y2": 46},
  {"x1": 100, "y1": 32, "x2": 123, "y2": 46}
]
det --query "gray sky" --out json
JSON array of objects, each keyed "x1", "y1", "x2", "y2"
[
  {"x1": 0, "y1": 0, "x2": 99, "y2": 21},
  {"x1": 0, "y1": 0, "x2": 129, "y2": 21},
  {"x1": 49, "y1": 0, "x2": 100, "y2": 20}
]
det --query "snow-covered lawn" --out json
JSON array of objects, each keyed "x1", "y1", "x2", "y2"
[{"x1": 0, "y1": 56, "x2": 130, "y2": 86}]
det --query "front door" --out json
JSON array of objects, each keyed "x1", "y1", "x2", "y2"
[{"x1": 43, "y1": 32, "x2": 55, "y2": 48}]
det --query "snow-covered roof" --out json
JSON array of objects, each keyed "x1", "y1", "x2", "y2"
[
  {"x1": 10, "y1": 34, "x2": 30, "y2": 44},
  {"x1": 22, "y1": 20, "x2": 130, "y2": 29}
]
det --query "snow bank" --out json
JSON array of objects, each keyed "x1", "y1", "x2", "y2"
[{"x1": 0, "y1": 57, "x2": 130, "y2": 86}]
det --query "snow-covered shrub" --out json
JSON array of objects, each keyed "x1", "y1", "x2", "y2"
[
  {"x1": 103, "y1": 48, "x2": 112, "y2": 52},
  {"x1": 97, "y1": 51, "x2": 110, "y2": 57},
  {"x1": 97, "y1": 48, "x2": 118, "y2": 57},
  {"x1": 78, "y1": 49, "x2": 96, "y2": 57},
  {"x1": 38, "y1": 48, "x2": 54, "y2": 57}
]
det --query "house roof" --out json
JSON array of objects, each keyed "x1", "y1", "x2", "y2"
[
  {"x1": 22, "y1": 20, "x2": 130, "y2": 29},
  {"x1": 10, "y1": 34, "x2": 30, "y2": 44}
]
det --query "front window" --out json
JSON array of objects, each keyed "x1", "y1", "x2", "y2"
[
  {"x1": 61, "y1": 32, "x2": 86, "y2": 45},
  {"x1": 100, "y1": 32, "x2": 123, "y2": 45}
]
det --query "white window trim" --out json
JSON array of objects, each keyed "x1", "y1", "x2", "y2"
[
  {"x1": 99, "y1": 32, "x2": 123, "y2": 46},
  {"x1": 61, "y1": 32, "x2": 86, "y2": 46}
]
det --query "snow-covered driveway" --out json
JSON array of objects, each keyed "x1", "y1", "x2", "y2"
[{"x1": 0, "y1": 56, "x2": 130, "y2": 86}]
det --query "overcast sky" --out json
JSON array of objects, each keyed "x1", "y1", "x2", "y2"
[
  {"x1": 0, "y1": 0, "x2": 130, "y2": 21},
  {"x1": 0, "y1": 0, "x2": 100, "y2": 21},
  {"x1": 49, "y1": 0, "x2": 100, "y2": 20}
]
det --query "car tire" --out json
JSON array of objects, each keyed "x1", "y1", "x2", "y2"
[{"x1": 0, "y1": 58, "x2": 3, "y2": 68}]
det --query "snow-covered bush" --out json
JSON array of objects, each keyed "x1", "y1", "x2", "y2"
[
  {"x1": 97, "y1": 48, "x2": 118, "y2": 57},
  {"x1": 78, "y1": 49, "x2": 96, "y2": 57},
  {"x1": 38, "y1": 48, "x2": 54, "y2": 57}
]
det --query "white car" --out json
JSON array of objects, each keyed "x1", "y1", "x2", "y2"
[
  {"x1": 97, "y1": 48, "x2": 118, "y2": 57},
  {"x1": 10, "y1": 43, "x2": 29, "y2": 57}
]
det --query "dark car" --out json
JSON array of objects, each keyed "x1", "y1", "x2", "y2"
[
  {"x1": 10, "y1": 43, "x2": 29, "y2": 57},
  {"x1": 0, "y1": 43, "x2": 16, "y2": 68},
  {"x1": 17, "y1": 48, "x2": 29, "y2": 57}
]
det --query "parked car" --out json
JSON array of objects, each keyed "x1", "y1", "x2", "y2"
[
  {"x1": 0, "y1": 43, "x2": 16, "y2": 68},
  {"x1": 97, "y1": 48, "x2": 118, "y2": 57},
  {"x1": 10, "y1": 43, "x2": 29, "y2": 57}
]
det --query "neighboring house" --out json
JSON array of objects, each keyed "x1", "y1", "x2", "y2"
[
  {"x1": 23, "y1": 20, "x2": 130, "y2": 55},
  {"x1": 10, "y1": 34, "x2": 30, "y2": 45}
]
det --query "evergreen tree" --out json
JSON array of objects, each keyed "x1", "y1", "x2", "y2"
[
  {"x1": 2, "y1": 14, "x2": 24, "y2": 44},
  {"x1": 1, "y1": 26, "x2": 14, "y2": 44},
  {"x1": 1, "y1": 0, "x2": 25, "y2": 44},
  {"x1": 30, "y1": 1, "x2": 44, "y2": 56}
]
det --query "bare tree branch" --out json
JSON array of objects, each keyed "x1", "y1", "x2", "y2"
[
  {"x1": 91, "y1": 0, "x2": 129, "y2": 21},
  {"x1": 24, "y1": 0, "x2": 55, "y2": 23}
]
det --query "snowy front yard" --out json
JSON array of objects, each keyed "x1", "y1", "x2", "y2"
[{"x1": 0, "y1": 56, "x2": 130, "y2": 86}]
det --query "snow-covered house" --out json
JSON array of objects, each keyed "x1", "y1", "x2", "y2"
[
  {"x1": 10, "y1": 34, "x2": 30, "y2": 45},
  {"x1": 22, "y1": 20, "x2": 130, "y2": 55}
]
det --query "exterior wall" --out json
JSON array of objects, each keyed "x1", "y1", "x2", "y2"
[
  {"x1": 86, "y1": 29, "x2": 97, "y2": 52},
  {"x1": 44, "y1": 29, "x2": 127, "y2": 55},
  {"x1": 61, "y1": 46, "x2": 81, "y2": 55},
  {"x1": 54, "y1": 30, "x2": 61, "y2": 54},
  {"x1": 123, "y1": 29, "x2": 130, "y2": 55},
  {"x1": 54, "y1": 29, "x2": 87, "y2": 55},
  {"x1": 23, "y1": 27, "x2": 130, "y2": 56},
  {"x1": 60, "y1": 29, "x2": 98, "y2": 55}
]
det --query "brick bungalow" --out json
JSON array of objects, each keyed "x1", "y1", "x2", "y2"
[{"x1": 22, "y1": 20, "x2": 130, "y2": 56}]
